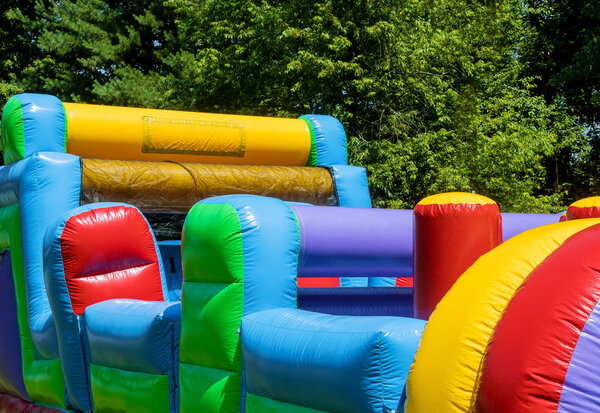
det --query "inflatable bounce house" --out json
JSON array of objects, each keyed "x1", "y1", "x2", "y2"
[{"x1": 1, "y1": 93, "x2": 600, "y2": 413}]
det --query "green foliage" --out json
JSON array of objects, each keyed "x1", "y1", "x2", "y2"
[
  {"x1": 15, "y1": 0, "x2": 182, "y2": 105},
  {"x1": 165, "y1": 0, "x2": 587, "y2": 211},
  {"x1": 0, "y1": 1, "x2": 40, "y2": 103},
  {"x1": 0, "y1": 0, "x2": 594, "y2": 212},
  {"x1": 522, "y1": 0, "x2": 600, "y2": 200},
  {"x1": 523, "y1": 0, "x2": 600, "y2": 126},
  {"x1": 347, "y1": 0, "x2": 585, "y2": 211}
]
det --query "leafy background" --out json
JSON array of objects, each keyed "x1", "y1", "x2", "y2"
[{"x1": 1, "y1": 0, "x2": 598, "y2": 212}]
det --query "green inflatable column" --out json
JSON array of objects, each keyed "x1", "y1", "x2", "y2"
[{"x1": 179, "y1": 203, "x2": 244, "y2": 412}]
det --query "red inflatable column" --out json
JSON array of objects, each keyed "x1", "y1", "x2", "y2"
[
  {"x1": 413, "y1": 192, "x2": 501, "y2": 320},
  {"x1": 566, "y1": 196, "x2": 600, "y2": 220}
]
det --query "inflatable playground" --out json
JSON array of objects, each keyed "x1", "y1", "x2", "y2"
[{"x1": 0, "y1": 93, "x2": 599, "y2": 413}]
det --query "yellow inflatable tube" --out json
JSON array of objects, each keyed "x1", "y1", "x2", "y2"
[
  {"x1": 63, "y1": 103, "x2": 312, "y2": 165},
  {"x1": 404, "y1": 218, "x2": 600, "y2": 413}
]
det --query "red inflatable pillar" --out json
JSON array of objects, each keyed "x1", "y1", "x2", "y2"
[
  {"x1": 566, "y1": 196, "x2": 600, "y2": 220},
  {"x1": 413, "y1": 192, "x2": 501, "y2": 320}
]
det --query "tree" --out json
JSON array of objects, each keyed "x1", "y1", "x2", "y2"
[
  {"x1": 0, "y1": 0, "x2": 40, "y2": 103},
  {"x1": 15, "y1": 0, "x2": 182, "y2": 106},
  {"x1": 167, "y1": 0, "x2": 585, "y2": 211},
  {"x1": 523, "y1": 0, "x2": 600, "y2": 127},
  {"x1": 522, "y1": 0, "x2": 600, "y2": 200},
  {"x1": 0, "y1": 0, "x2": 589, "y2": 211}
]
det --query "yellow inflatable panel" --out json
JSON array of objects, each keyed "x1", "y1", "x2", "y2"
[
  {"x1": 404, "y1": 218, "x2": 600, "y2": 413},
  {"x1": 64, "y1": 103, "x2": 311, "y2": 165},
  {"x1": 569, "y1": 196, "x2": 600, "y2": 208},
  {"x1": 80, "y1": 159, "x2": 335, "y2": 212},
  {"x1": 417, "y1": 192, "x2": 496, "y2": 206}
]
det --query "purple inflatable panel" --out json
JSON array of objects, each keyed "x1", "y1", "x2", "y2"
[
  {"x1": 291, "y1": 205, "x2": 413, "y2": 278},
  {"x1": 502, "y1": 212, "x2": 562, "y2": 241},
  {"x1": 0, "y1": 251, "x2": 28, "y2": 399},
  {"x1": 557, "y1": 298, "x2": 600, "y2": 412},
  {"x1": 297, "y1": 287, "x2": 413, "y2": 316}
]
